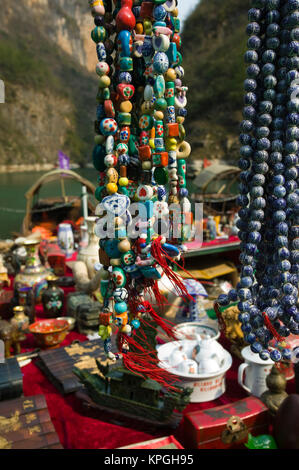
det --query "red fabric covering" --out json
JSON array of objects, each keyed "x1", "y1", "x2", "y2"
[
  {"x1": 6, "y1": 261, "x2": 297, "y2": 449},
  {"x1": 19, "y1": 331, "x2": 296, "y2": 449}
]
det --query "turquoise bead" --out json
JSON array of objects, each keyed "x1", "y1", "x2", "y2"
[
  {"x1": 114, "y1": 302, "x2": 127, "y2": 314},
  {"x1": 119, "y1": 57, "x2": 133, "y2": 71},
  {"x1": 118, "y1": 30, "x2": 131, "y2": 57},
  {"x1": 166, "y1": 43, "x2": 177, "y2": 66},
  {"x1": 154, "y1": 75, "x2": 165, "y2": 98}
]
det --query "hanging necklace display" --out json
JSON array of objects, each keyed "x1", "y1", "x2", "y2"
[
  {"x1": 88, "y1": 0, "x2": 194, "y2": 386},
  {"x1": 216, "y1": 0, "x2": 299, "y2": 363}
]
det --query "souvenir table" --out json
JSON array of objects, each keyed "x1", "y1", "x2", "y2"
[{"x1": 3, "y1": 268, "x2": 296, "y2": 449}]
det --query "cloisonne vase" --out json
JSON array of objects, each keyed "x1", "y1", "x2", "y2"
[
  {"x1": 14, "y1": 239, "x2": 52, "y2": 303},
  {"x1": 42, "y1": 275, "x2": 64, "y2": 318},
  {"x1": 10, "y1": 306, "x2": 29, "y2": 341}
]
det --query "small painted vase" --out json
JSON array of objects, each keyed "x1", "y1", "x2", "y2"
[
  {"x1": 10, "y1": 306, "x2": 29, "y2": 341},
  {"x1": 42, "y1": 275, "x2": 64, "y2": 318},
  {"x1": 14, "y1": 239, "x2": 52, "y2": 303}
]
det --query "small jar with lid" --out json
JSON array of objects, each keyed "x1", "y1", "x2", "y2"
[{"x1": 42, "y1": 276, "x2": 64, "y2": 318}]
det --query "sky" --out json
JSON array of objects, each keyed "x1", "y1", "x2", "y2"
[{"x1": 178, "y1": 0, "x2": 199, "y2": 26}]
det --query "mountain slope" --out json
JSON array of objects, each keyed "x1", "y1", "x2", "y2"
[
  {"x1": 182, "y1": 0, "x2": 251, "y2": 162},
  {"x1": 0, "y1": 0, "x2": 97, "y2": 168}
]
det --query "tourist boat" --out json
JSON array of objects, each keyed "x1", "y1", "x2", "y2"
[
  {"x1": 191, "y1": 163, "x2": 241, "y2": 217},
  {"x1": 22, "y1": 169, "x2": 97, "y2": 238}
]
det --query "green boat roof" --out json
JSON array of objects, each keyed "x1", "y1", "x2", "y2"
[
  {"x1": 106, "y1": 368, "x2": 162, "y2": 391},
  {"x1": 141, "y1": 379, "x2": 162, "y2": 391}
]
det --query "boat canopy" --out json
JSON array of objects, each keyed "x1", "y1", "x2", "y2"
[
  {"x1": 192, "y1": 164, "x2": 240, "y2": 202},
  {"x1": 23, "y1": 169, "x2": 96, "y2": 235}
]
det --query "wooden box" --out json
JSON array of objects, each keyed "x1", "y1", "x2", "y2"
[
  {"x1": 0, "y1": 357, "x2": 23, "y2": 402},
  {"x1": 182, "y1": 397, "x2": 270, "y2": 449},
  {"x1": 36, "y1": 339, "x2": 116, "y2": 394},
  {"x1": 0, "y1": 394, "x2": 62, "y2": 449}
]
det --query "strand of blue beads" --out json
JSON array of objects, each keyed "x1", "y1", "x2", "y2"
[{"x1": 217, "y1": 0, "x2": 299, "y2": 362}]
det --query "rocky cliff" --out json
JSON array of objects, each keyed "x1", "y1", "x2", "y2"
[
  {"x1": 0, "y1": 0, "x2": 251, "y2": 168},
  {"x1": 182, "y1": 0, "x2": 251, "y2": 162},
  {"x1": 0, "y1": 0, "x2": 97, "y2": 168}
]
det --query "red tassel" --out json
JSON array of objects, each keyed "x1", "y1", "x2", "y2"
[
  {"x1": 262, "y1": 312, "x2": 283, "y2": 342},
  {"x1": 151, "y1": 280, "x2": 168, "y2": 310},
  {"x1": 143, "y1": 301, "x2": 177, "y2": 340},
  {"x1": 151, "y1": 237, "x2": 194, "y2": 302},
  {"x1": 118, "y1": 332, "x2": 180, "y2": 392}
]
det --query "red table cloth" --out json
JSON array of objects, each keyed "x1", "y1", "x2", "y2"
[{"x1": 5, "y1": 261, "x2": 296, "y2": 449}]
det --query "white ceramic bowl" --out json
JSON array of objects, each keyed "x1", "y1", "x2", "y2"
[{"x1": 157, "y1": 340, "x2": 232, "y2": 403}]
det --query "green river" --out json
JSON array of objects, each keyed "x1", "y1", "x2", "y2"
[{"x1": 0, "y1": 169, "x2": 98, "y2": 239}]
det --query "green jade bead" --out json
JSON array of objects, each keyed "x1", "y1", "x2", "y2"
[
  {"x1": 119, "y1": 187, "x2": 129, "y2": 196},
  {"x1": 95, "y1": 186, "x2": 105, "y2": 201},
  {"x1": 177, "y1": 159, "x2": 187, "y2": 188},
  {"x1": 118, "y1": 112, "x2": 132, "y2": 126},
  {"x1": 154, "y1": 97, "x2": 167, "y2": 110},
  {"x1": 128, "y1": 135, "x2": 139, "y2": 154},
  {"x1": 165, "y1": 81, "x2": 175, "y2": 106},
  {"x1": 154, "y1": 167, "x2": 168, "y2": 185},
  {"x1": 100, "y1": 279, "x2": 110, "y2": 298},
  {"x1": 155, "y1": 120, "x2": 164, "y2": 138},
  {"x1": 93, "y1": 145, "x2": 106, "y2": 172}
]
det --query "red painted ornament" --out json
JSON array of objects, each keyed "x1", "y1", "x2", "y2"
[
  {"x1": 116, "y1": 0, "x2": 136, "y2": 32},
  {"x1": 116, "y1": 83, "x2": 135, "y2": 101}
]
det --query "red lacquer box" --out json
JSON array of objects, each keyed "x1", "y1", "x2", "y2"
[
  {"x1": 182, "y1": 397, "x2": 270, "y2": 449},
  {"x1": 119, "y1": 436, "x2": 184, "y2": 449}
]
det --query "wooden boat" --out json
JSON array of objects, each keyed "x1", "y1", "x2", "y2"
[
  {"x1": 191, "y1": 163, "x2": 241, "y2": 217},
  {"x1": 22, "y1": 169, "x2": 97, "y2": 237},
  {"x1": 73, "y1": 362, "x2": 192, "y2": 428}
]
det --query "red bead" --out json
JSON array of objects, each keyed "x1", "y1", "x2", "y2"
[{"x1": 116, "y1": 0, "x2": 136, "y2": 32}]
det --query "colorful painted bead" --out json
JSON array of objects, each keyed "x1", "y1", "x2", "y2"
[
  {"x1": 91, "y1": 26, "x2": 106, "y2": 43},
  {"x1": 100, "y1": 118, "x2": 118, "y2": 136},
  {"x1": 112, "y1": 267, "x2": 127, "y2": 288},
  {"x1": 153, "y1": 52, "x2": 169, "y2": 74}
]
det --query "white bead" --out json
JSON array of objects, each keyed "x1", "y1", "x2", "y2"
[{"x1": 105, "y1": 135, "x2": 114, "y2": 154}]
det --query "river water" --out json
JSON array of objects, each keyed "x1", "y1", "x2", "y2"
[
  {"x1": 0, "y1": 168, "x2": 228, "y2": 239},
  {"x1": 0, "y1": 169, "x2": 98, "y2": 239}
]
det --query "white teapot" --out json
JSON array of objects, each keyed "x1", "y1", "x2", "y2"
[{"x1": 194, "y1": 339, "x2": 225, "y2": 375}]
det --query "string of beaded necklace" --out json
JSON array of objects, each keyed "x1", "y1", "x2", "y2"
[
  {"x1": 88, "y1": 0, "x2": 193, "y2": 380},
  {"x1": 217, "y1": 0, "x2": 299, "y2": 363}
]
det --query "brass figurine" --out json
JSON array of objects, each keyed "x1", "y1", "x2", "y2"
[{"x1": 261, "y1": 365, "x2": 288, "y2": 416}]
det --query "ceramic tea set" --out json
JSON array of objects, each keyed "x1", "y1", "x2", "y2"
[{"x1": 157, "y1": 326, "x2": 232, "y2": 403}]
